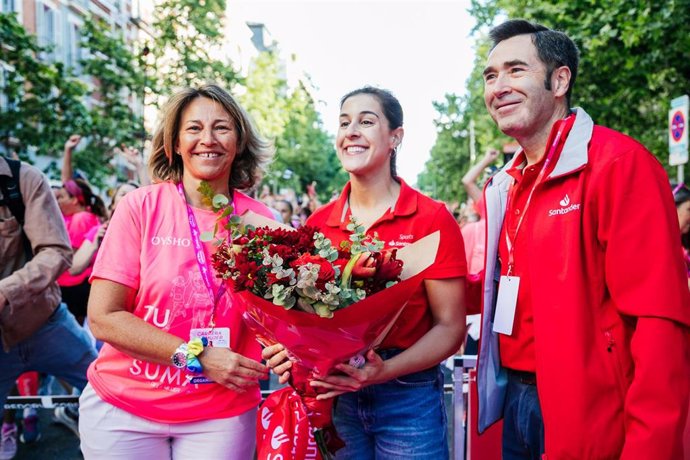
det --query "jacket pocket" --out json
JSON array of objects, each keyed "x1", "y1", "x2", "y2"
[
  {"x1": 603, "y1": 326, "x2": 628, "y2": 400},
  {"x1": 394, "y1": 366, "x2": 440, "y2": 387}
]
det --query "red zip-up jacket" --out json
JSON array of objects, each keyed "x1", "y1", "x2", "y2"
[{"x1": 476, "y1": 108, "x2": 690, "y2": 459}]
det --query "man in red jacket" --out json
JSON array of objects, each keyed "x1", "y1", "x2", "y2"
[{"x1": 476, "y1": 19, "x2": 690, "y2": 459}]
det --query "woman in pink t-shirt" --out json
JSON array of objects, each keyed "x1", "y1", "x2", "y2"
[
  {"x1": 54, "y1": 178, "x2": 108, "y2": 325},
  {"x1": 80, "y1": 84, "x2": 274, "y2": 460}
]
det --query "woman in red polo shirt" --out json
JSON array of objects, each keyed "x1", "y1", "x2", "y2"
[{"x1": 265, "y1": 86, "x2": 467, "y2": 459}]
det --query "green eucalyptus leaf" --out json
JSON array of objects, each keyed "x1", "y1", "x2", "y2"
[{"x1": 212, "y1": 194, "x2": 229, "y2": 208}]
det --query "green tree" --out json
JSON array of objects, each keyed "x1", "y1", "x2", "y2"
[
  {"x1": 240, "y1": 51, "x2": 288, "y2": 140},
  {"x1": 150, "y1": 0, "x2": 240, "y2": 104},
  {"x1": 1, "y1": 13, "x2": 146, "y2": 186},
  {"x1": 72, "y1": 17, "x2": 146, "y2": 185},
  {"x1": 0, "y1": 13, "x2": 88, "y2": 160},
  {"x1": 271, "y1": 83, "x2": 347, "y2": 202},
  {"x1": 418, "y1": 94, "x2": 469, "y2": 203},
  {"x1": 240, "y1": 51, "x2": 345, "y2": 201}
]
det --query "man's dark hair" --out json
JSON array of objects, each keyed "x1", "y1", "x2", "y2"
[{"x1": 489, "y1": 19, "x2": 580, "y2": 106}]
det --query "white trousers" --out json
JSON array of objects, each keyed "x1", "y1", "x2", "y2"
[{"x1": 79, "y1": 383, "x2": 256, "y2": 460}]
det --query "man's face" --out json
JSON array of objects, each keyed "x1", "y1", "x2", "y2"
[{"x1": 483, "y1": 34, "x2": 559, "y2": 141}]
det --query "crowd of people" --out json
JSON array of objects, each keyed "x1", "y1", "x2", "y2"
[{"x1": 0, "y1": 18, "x2": 689, "y2": 460}]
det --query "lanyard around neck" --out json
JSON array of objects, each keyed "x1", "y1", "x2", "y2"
[
  {"x1": 176, "y1": 182, "x2": 231, "y2": 329},
  {"x1": 504, "y1": 119, "x2": 569, "y2": 275}
]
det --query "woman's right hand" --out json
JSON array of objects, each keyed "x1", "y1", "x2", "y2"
[
  {"x1": 261, "y1": 343, "x2": 293, "y2": 384},
  {"x1": 482, "y1": 148, "x2": 500, "y2": 165},
  {"x1": 64, "y1": 134, "x2": 82, "y2": 151},
  {"x1": 199, "y1": 347, "x2": 269, "y2": 392}
]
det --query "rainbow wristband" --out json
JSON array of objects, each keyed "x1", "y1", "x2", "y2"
[
  {"x1": 186, "y1": 355, "x2": 203, "y2": 374},
  {"x1": 185, "y1": 337, "x2": 208, "y2": 374}
]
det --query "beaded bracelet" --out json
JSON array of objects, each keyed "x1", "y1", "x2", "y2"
[{"x1": 185, "y1": 337, "x2": 208, "y2": 374}]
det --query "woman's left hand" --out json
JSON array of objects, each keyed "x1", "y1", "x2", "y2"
[{"x1": 309, "y1": 349, "x2": 387, "y2": 400}]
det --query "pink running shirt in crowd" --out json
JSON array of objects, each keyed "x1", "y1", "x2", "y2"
[
  {"x1": 87, "y1": 182, "x2": 275, "y2": 423},
  {"x1": 57, "y1": 211, "x2": 100, "y2": 287}
]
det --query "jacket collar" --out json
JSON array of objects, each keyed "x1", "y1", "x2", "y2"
[
  {"x1": 548, "y1": 107, "x2": 593, "y2": 179},
  {"x1": 489, "y1": 107, "x2": 594, "y2": 189}
]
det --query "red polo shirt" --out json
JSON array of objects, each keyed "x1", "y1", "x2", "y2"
[
  {"x1": 498, "y1": 115, "x2": 575, "y2": 372},
  {"x1": 307, "y1": 179, "x2": 467, "y2": 349}
]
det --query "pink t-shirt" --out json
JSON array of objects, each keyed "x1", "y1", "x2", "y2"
[
  {"x1": 57, "y1": 211, "x2": 100, "y2": 287},
  {"x1": 461, "y1": 219, "x2": 486, "y2": 275},
  {"x1": 88, "y1": 182, "x2": 275, "y2": 423}
]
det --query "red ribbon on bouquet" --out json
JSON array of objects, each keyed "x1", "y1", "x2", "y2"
[{"x1": 257, "y1": 365, "x2": 343, "y2": 460}]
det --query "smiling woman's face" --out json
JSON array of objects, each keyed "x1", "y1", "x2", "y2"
[
  {"x1": 176, "y1": 96, "x2": 238, "y2": 187},
  {"x1": 336, "y1": 94, "x2": 399, "y2": 178}
]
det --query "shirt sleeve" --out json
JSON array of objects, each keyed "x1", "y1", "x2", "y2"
[
  {"x1": 68, "y1": 212, "x2": 100, "y2": 248},
  {"x1": 593, "y1": 143, "x2": 690, "y2": 458},
  {"x1": 0, "y1": 166, "x2": 72, "y2": 306},
  {"x1": 593, "y1": 145, "x2": 690, "y2": 324},
  {"x1": 90, "y1": 192, "x2": 142, "y2": 291},
  {"x1": 620, "y1": 317, "x2": 690, "y2": 459},
  {"x1": 423, "y1": 205, "x2": 468, "y2": 280}
]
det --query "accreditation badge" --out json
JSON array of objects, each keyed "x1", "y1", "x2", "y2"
[
  {"x1": 492, "y1": 276, "x2": 520, "y2": 335},
  {"x1": 188, "y1": 327, "x2": 230, "y2": 384}
]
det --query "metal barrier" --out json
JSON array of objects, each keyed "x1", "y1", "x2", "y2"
[
  {"x1": 4, "y1": 395, "x2": 79, "y2": 410},
  {"x1": 4, "y1": 355, "x2": 480, "y2": 460}
]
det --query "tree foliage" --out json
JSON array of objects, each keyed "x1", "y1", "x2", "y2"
[
  {"x1": 423, "y1": 0, "x2": 690, "y2": 194},
  {"x1": 0, "y1": 13, "x2": 88, "y2": 160},
  {"x1": 418, "y1": 94, "x2": 472, "y2": 203},
  {"x1": 149, "y1": 0, "x2": 241, "y2": 103},
  {"x1": 272, "y1": 84, "x2": 347, "y2": 202},
  {"x1": 240, "y1": 51, "x2": 345, "y2": 201},
  {"x1": 74, "y1": 17, "x2": 145, "y2": 185},
  {"x1": 239, "y1": 51, "x2": 288, "y2": 140},
  {"x1": 2, "y1": 7, "x2": 348, "y2": 195},
  {"x1": 0, "y1": 13, "x2": 146, "y2": 186}
]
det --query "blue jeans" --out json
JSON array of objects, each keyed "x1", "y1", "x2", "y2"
[
  {"x1": 333, "y1": 350, "x2": 448, "y2": 460},
  {"x1": 502, "y1": 370, "x2": 545, "y2": 460},
  {"x1": 0, "y1": 303, "x2": 97, "y2": 408}
]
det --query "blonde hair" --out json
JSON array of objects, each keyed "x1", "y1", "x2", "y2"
[{"x1": 148, "y1": 84, "x2": 273, "y2": 190}]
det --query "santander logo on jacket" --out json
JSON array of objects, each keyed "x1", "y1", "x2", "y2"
[{"x1": 548, "y1": 193, "x2": 581, "y2": 217}]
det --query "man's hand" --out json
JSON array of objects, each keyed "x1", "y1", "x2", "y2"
[{"x1": 262, "y1": 343, "x2": 293, "y2": 385}]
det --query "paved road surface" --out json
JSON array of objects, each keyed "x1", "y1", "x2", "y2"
[{"x1": 14, "y1": 408, "x2": 81, "y2": 460}]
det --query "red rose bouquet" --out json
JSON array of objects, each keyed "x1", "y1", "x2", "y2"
[
  {"x1": 200, "y1": 186, "x2": 439, "y2": 459},
  {"x1": 211, "y1": 217, "x2": 405, "y2": 319}
]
